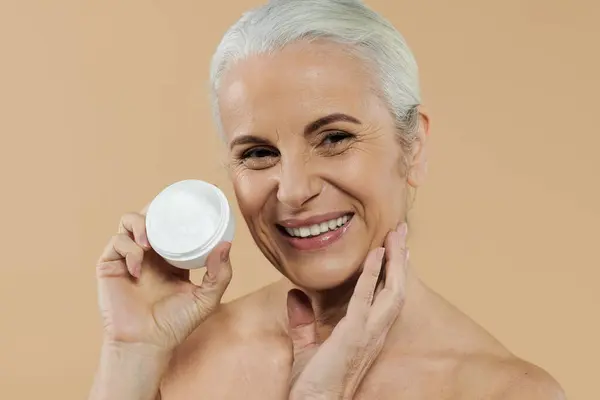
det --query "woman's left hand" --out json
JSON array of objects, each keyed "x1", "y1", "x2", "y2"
[{"x1": 287, "y1": 223, "x2": 409, "y2": 400}]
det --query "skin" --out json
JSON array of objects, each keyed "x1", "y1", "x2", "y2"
[{"x1": 89, "y1": 40, "x2": 566, "y2": 400}]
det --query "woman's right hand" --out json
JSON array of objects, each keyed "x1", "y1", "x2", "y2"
[{"x1": 95, "y1": 208, "x2": 233, "y2": 353}]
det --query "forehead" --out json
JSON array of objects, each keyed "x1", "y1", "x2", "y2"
[{"x1": 217, "y1": 41, "x2": 384, "y2": 138}]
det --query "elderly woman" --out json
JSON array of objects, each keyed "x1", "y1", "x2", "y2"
[{"x1": 89, "y1": 1, "x2": 565, "y2": 399}]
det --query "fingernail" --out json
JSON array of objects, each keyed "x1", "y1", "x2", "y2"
[
  {"x1": 221, "y1": 244, "x2": 231, "y2": 263},
  {"x1": 376, "y1": 247, "x2": 385, "y2": 260},
  {"x1": 406, "y1": 249, "x2": 410, "y2": 261}
]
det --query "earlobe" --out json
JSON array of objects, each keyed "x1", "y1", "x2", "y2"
[{"x1": 407, "y1": 160, "x2": 426, "y2": 188}]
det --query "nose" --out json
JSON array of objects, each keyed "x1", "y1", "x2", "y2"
[{"x1": 276, "y1": 157, "x2": 322, "y2": 210}]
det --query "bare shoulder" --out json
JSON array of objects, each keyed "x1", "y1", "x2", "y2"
[
  {"x1": 449, "y1": 320, "x2": 566, "y2": 399},
  {"x1": 393, "y1": 287, "x2": 566, "y2": 399},
  {"x1": 434, "y1": 290, "x2": 565, "y2": 399},
  {"x1": 487, "y1": 358, "x2": 566, "y2": 400},
  {"x1": 170, "y1": 282, "x2": 287, "y2": 365},
  {"x1": 457, "y1": 353, "x2": 566, "y2": 400},
  {"x1": 160, "y1": 284, "x2": 291, "y2": 399}
]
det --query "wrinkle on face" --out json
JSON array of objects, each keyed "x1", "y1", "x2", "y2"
[{"x1": 217, "y1": 39, "x2": 424, "y2": 293}]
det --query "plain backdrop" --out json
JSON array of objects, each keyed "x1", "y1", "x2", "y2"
[{"x1": 1, "y1": 0, "x2": 598, "y2": 398}]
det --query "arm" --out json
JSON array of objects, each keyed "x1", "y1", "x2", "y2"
[{"x1": 88, "y1": 343, "x2": 171, "y2": 400}]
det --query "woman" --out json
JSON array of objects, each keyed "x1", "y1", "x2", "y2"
[{"x1": 89, "y1": 1, "x2": 566, "y2": 399}]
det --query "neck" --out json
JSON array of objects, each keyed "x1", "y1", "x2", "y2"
[{"x1": 273, "y1": 265, "x2": 431, "y2": 345}]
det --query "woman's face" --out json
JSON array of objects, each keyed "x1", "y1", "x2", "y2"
[{"x1": 218, "y1": 40, "x2": 428, "y2": 290}]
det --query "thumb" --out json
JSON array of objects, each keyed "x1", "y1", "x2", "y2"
[
  {"x1": 287, "y1": 289, "x2": 318, "y2": 359},
  {"x1": 191, "y1": 242, "x2": 233, "y2": 319}
]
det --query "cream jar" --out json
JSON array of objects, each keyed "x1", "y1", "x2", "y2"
[{"x1": 145, "y1": 179, "x2": 235, "y2": 269}]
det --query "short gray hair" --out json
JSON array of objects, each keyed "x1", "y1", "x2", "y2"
[{"x1": 209, "y1": 0, "x2": 421, "y2": 148}]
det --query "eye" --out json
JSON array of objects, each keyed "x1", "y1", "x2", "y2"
[
  {"x1": 242, "y1": 146, "x2": 278, "y2": 159},
  {"x1": 238, "y1": 146, "x2": 280, "y2": 170},
  {"x1": 321, "y1": 131, "x2": 353, "y2": 146}
]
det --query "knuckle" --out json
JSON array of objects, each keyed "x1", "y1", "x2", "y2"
[
  {"x1": 119, "y1": 212, "x2": 145, "y2": 231},
  {"x1": 95, "y1": 260, "x2": 122, "y2": 276},
  {"x1": 131, "y1": 243, "x2": 144, "y2": 257},
  {"x1": 98, "y1": 234, "x2": 126, "y2": 261},
  {"x1": 191, "y1": 290, "x2": 217, "y2": 313},
  {"x1": 114, "y1": 234, "x2": 142, "y2": 257},
  {"x1": 357, "y1": 292, "x2": 374, "y2": 308},
  {"x1": 395, "y1": 290, "x2": 406, "y2": 306},
  {"x1": 367, "y1": 264, "x2": 381, "y2": 279},
  {"x1": 398, "y1": 246, "x2": 408, "y2": 261},
  {"x1": 121, "y1": 211, "x2": 139, "y2": 221},
  {"x1": 385, "y1": 282, "x2": 405, "y2": 302},
  {"x1": 221, "y1": 266, "x2": 233, "y2": 283},
  {"x1": 111, "y1": 233, "x2": 129, "y2": 246}
]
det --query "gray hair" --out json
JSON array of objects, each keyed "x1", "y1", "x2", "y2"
[{"x1": 209, "y1": 0, "x2": 421, "y2": 149}]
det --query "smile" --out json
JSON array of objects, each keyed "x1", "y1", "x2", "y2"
[
  {"x1": 276, "y1": 212, "x2": 354, "y2": 251},
  {"x1": 283, "y1": 214, "x2": 351, "y2": 238}
]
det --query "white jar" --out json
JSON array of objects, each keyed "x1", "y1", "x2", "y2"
[{"x1": 145, "y1": 179, "x2": 235, "y2": 269}]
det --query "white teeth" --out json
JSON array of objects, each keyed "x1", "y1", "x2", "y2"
[
  {"x1": 283, "y1": 214, "x2": 352, "y2": 238},
  {"x1": 309, "y1": 225, "x2": 320, "y2": 236}
]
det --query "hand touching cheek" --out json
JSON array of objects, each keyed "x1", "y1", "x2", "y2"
[{"x1": 287, "y1": 224, "x2": 409, "y2": 400}]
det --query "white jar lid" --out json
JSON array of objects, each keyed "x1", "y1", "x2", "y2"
[{"x1": 145, "y1": 180, "x2": 228, "y2": 259}]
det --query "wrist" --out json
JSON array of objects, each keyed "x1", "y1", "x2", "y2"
[
  {"x1": 89, "y1": 342, "x2": 172, "y2": 400},
  {"x1": 101, "y1": 340, "x2": 173, "y2": 363}
]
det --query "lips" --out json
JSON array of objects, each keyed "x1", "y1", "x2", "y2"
[
  {"x1": 282, "y1": 214, "x2": 351, "y2": 238},
  {"x1": 276, "y1": 212, "x2": 354, "y2": 251}
]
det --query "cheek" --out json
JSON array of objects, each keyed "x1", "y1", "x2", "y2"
[
  {"x1": 333, "y1": 148, "x2": 406, "y2": 200},
  {"x1": 231, "y1": 170, "x2": 273, "y2": 218},
  {"x1": 322, "y1": 148, "x2": 408, "y2": 226}
]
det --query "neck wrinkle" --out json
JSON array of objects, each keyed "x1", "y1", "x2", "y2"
[{"x1": 273, "y1": 265, "x2": 429, "y2": 346}]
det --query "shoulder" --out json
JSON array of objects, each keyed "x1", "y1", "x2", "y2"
[
  {"x1": 427, "y1": 293, "x2": 566, "y2": 399},
  {"x1": 489, "y1": 358, "x2": 566, "y2": 400},
  {"x1": 178, "y1": 283, "x2": 284, "y2": 353},
  {"x1": 457, "y1": 353, "x2": 566, "y2": 400},
  {"x1": 159, "y1": 284, "x2": 292, "y2": 398},
  {"x1": 165, "y1": 282, "x2": 289, "y2": 372}
]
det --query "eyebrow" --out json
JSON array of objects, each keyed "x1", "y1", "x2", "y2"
[
  {"x1": 304, "y1": 113, "x2": 362, "y2": 135},
  {"x1": 229, "y1": 113, "x2": 362, "y2": 149}
]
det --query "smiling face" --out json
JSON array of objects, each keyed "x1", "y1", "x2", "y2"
[{"x1": 217, "y1": 40, "x2": 427, "y2": 291}]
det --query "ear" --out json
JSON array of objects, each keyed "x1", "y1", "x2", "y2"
[{"x1": 407, "y1": 106, "x2": 430, "y2": 188}]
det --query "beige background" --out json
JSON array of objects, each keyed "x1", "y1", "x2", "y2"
[{"x1": 1, "y1": 0, "x2": 598, "y2": 398}]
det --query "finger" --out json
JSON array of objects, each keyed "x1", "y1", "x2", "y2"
[
  {"x1": 190, "y1": 242, "x2": 233, "y2": 319},
  {"x1": 287, "y1": 289, "x2": 317, "y2": 357},
  {"x1": 367, "y1": 225, "x2": 409, "y2": 331},
  {"x1": 139, "y1": 202, "x2": 151, "y2": 215},
  {"x1": 117, "y1": 212, "x2": 150, "y2": 249},
  {"x1": 96, "y1": 234, "x2": 144, "y2": 278},
  {"x1": 374, "y1": 275, "x2": 385, "y2": 299},
  {"x1": 142, "y1": 248, "x2": 190, "y2": 282},
  {"x1": 287, "y1": 289, "x2": 318, "y2": 387},
  {"x1": 383, "y1": 223, "x2": 408, "y2": 292},
  {"x1": 346, "y1": 247, "x2": 385, "y2": 320}
]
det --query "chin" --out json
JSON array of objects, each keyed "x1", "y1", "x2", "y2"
[
  {"x1": 272, "y1": 214, "x2": 368, "y2": 291},
  {"x1": 288, "y1": 261, "x2": 362, "y2": 291}
]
